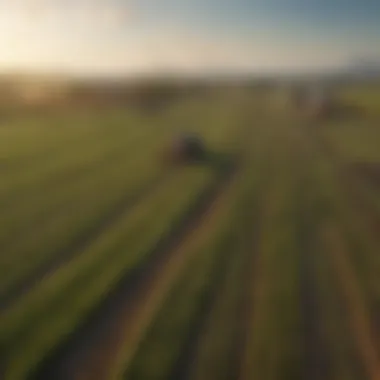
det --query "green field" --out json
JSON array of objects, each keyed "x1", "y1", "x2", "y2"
[{"x1": 1, "y1": 87, "x2": 380, "y2": 380}]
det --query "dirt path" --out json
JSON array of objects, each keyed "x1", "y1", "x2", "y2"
[
  {"x1": 0, "y1": 170, "x2": 173, "y2": 313},
  {"x1": 167, "y1": 207, "x2": 261, "y2": 380},
  {"x1": 169, "y1": 126, "x2": 273, "y2": 380},
  {"x1": 299, "y1": 237, "x2": 329, "y2": 380},
  {"x1": 228, "y1": 207, "x2": 262, "y2": 380},
  {"x1": 298, "y1": 186, "x2": 329, "y2": 380},
  {"x1": 323, "y1": 224, "x2": 380, "y2": 380},
  {"x1": 294, "y1": 134, "x2": 329, "y2": 380},
  {"x1": 30, "y1": 161, "x2": 239, "y2": 380},
  {"x1": 312, "y1": 129, "x2": 380, "y2": 377},
  {"x1": 284, "y1": 127, "x2": 330, "y2": 380},
  {"x1": 167, "y1": 234, "x2": 235, "y2": 380}
]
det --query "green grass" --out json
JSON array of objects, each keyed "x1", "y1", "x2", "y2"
[
  {"x1": 0, "y1": 97, "x2": 242, "y2": 300},
  {"x1": 120, "y1": 190, "x2": 240, "y2": 380},
  {"x1": 241, "y1": 122, "x2": 308, "y2": 380},
  {"x1": 185, "y1": 149, "x2": 265, "y2": 380},
  {"x1": 322, "y1": 122, "x2": 380, "y2": 162},
  {"x1": 338, "y1": 86, "x2": 380, "y2": 115},
  {"x1": 2, "y1": 168, "x2": 216, "y2": 380},
  {"x1": 306, "y1": 127, "x2": 378, "y2": 380},
  {"x1": 0, "y1": 95, "x2": 247, "y2": 380},
  {"x1": 1, "y1": 86, "x2": 380, "y2": 380}
]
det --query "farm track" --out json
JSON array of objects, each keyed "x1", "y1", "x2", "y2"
[
  {"x1": 167, "y1": 230, "x2": 236, "y2": 380},
  {"x1": 0, "y1": 169, "x2": 174, "y2": 312},
  {"x1": 230, "y1": 208, "x2": 262, "y2": 380},
  {"x1": 30, "y1": 159, "x2": 240, "y2": 380},
  {"x1": 228, "y1": 158, "x2": 276, "y2": 380},
  {"x1": 311, "y1": 126, "x2": 380, "y2": 379},
  {"x1": 323, "y1": 225, "x2": 380, "y2": 380},
  {"x1": 294, "y1": 130, "x2": 330, "y2": 380},
  {"x1": 324, "y1": 149, "x2": 380, "y2": 361},
  {"x1": 166, "y1": 120, "x2": 259, "y2": 380},
  {"x1": 298, "y1": 179, "x2": 329, "y2": 380}
]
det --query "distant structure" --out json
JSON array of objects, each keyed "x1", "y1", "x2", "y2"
[
  {"x1": 1, "y1": 76, "x2": 70, "y2": 105},
  {"x1": 305, "y1": 86, "x2": 334, "y2": 117},
  {"x1": 164, "y1": 133, "x2": 206, "y2": 164},
  {"x1": 287, "y1": 84, "x2": 335, "y2": 119},
  {"x1": 17, "y1": 83, "x2": 68, "y2": 105}
]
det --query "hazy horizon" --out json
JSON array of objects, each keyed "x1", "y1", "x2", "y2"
[{"x1": 0, "y1": 0, "x2": 379, "y2": 78}]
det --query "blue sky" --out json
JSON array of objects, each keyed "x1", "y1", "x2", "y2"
[{"x1": 0, "y1": 0, "x2": 379, "y2": 76}]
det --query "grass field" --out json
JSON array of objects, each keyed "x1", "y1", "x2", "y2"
[{"x1": 0, "y1": 86, "x2": 380, "y2": 380}]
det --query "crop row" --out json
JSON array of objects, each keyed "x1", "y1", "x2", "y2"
[
  {"x1": 1, "y1": 166, "x2": 216, "y2": 380},
  {"x1": 0, "y1": 132, "x2": 169, "y2": 300},
  {"x1": 0, "y1": 98, "x2": 243, "y2": 304},
  {"x1": 182, "y1": 130, "x2": 274, "y2": 380},
  {"x1": 0, "y1": 97, "x2": 249, "y2": 380},
  {"x1": 306, "y1": 124, "x2": 380, "y2": 379},
  {"x1": 26, "y1": 96, "x2": 259, "y2": 380}
]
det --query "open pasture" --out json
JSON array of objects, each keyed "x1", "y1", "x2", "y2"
[{"x1": 1, "y1": 86, "x2": 380, "y2": 380}]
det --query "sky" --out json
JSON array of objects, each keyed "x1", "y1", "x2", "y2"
[{"x1": 0, "y1": 0, "x2": 379, "y2": 77}]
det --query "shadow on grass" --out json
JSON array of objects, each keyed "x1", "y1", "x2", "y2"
[
  {"x1": 327, "y1": 103, "x2": 365, "y2": 122},
  {"x1": 178, "y1": 151, "x2": 237, "y2": 174},
  {"x1": 344, "y1": 161, "x2": 380, "y2": 188}
]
